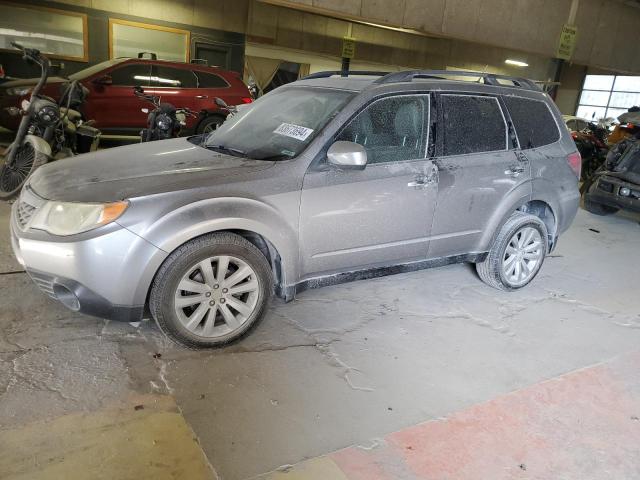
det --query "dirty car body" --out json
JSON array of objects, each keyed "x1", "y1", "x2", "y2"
[{"x1": 10, "y1": 71, "x2": 580, "y2": 347}]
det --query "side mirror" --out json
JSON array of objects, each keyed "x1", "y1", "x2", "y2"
[
  {"x1": 327, "y1": 141, "x2": 367, "y2": 169},
  {"x1": 92, "y1": 74, "x2": 112, "y2": 86},
  {"x1": 214, "y1": 97, "x2": 229, "y2": 108}
]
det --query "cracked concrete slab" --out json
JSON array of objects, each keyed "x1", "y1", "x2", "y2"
[{"x1": 1, "y1": 203, "x2": 640, "y2": 479}]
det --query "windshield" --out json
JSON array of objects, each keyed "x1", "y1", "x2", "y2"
[
  {"x1": 68, "y1": 59, "x2": 128, "y2": 80},
  {"x1": 202, "y1": 87, "x2": 354, "y2": 161}
]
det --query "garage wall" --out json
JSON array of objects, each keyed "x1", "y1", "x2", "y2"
[
  {"x1": 0, "y1": 0, "x2": 246, "y2": 78},
  {"x1": 261, "y1": 0, "x2": 640, "y2": 74},
  {"x1": 247, "y1": 1, "x2": 556, "y2": 81}
]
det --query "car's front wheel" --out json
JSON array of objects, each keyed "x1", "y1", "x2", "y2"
[
  {"x1": 150, "y1": 232, "x2": 273, "y2": 348},
  {"x1": 476, "y1": 212, "x2": 548, "y2": 291}
]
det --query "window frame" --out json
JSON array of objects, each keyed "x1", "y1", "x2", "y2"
[
  {"x1": 501, "y1": 94, "x2": 562, "y2": 150},
  {"x1": 194, "y1": 70, "x2": 230, "y2": 89},
  {"x1": 107, "y1": 62, "x2": 152, "y2": 87},
  {"x1": 108, "y1": 18, "x2": 190, "y2": 62},
  {"x1": 329, "y1": 92, "x2": 432, "y2": 167},
  {"x1": 0, "y1": 2, "x2": 89, "y2": 62},
  {"x1": 437, "y1": 93, "x2": 510, "y2": 158},
  {"x1": 150, "y1": 65, "x2": 198, "y2": 89}
]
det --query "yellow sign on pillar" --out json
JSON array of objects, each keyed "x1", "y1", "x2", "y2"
[
  {"x1": 557, "y1": 24, "x2": 578, "y2": 60},
  {"x1": 342, "y1": 36, "x2": 356, "y2": 59}
]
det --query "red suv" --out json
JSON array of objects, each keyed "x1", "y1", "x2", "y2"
[{"x1": 0, "y1": 58, "x2": 252, "y2": 134}]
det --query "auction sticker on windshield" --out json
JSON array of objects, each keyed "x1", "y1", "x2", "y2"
[{"x1": 274, "y1": 123, "x2": 314, "y2": 141}]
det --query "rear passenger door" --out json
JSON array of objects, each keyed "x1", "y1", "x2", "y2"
[{"x1": 427, "y1": 93, "x2": 531, "y2": 258}]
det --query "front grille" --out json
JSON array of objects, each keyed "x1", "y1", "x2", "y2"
[
  {"x1": 16, "y1": 201, "x2": 36, "y2": 229},
  {"x1": 27, "y1": 271, "x2": 57, "y2": 299},
  {"x1": 14, "y1": 186, "x2": 45, "y2": 230}
]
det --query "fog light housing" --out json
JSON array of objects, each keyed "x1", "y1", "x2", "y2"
[
  {"x1": 53, "y1": 284, "x2": 81, "y2": 311},
  {"x1": 619, "y1": 187, "x2": 631, "y2": 197}
]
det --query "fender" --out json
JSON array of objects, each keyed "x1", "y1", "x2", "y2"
[
  {"x1": 123, "y1": 196, "x2": 300, "y2": 292},
  {"x1": 24, "y1": 134, "x2": 53, "y2": 157},
  {"x1": 477, "y1": 181, "x2": 532, "y2": 252},
  {"x1": 529, "y1": 176, "x2": 579, "y2": 235}
]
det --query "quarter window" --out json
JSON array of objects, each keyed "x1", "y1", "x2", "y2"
[
  {"x1": 195, "y1": 71, "x2": 230, "y2": 88},
  {"x1": 503, "y1": 96, "x2": 560, "y2": 149},
  {"x1": 109, "y1": 64, "x2": 152, "y2": 86},
  {"x1": 441, "y1": 95, "x2": 507, "y2": 156},
  {"x1": 336, "y1": 95, "x2": 428, "y2": 164}
]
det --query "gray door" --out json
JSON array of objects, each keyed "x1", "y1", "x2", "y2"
[
  {"x1": 299, "y1": 94, "x2": 438, "y2": 278},
  {"x1": 427, "y1": 93, "x2": 532, "y2": 258}
]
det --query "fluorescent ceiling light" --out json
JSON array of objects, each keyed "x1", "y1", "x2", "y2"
[{"x1": 505, "y1": 59, "x2": 529, "y2": 67}]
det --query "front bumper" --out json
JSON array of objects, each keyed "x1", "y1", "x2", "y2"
[
  {"x1": 10, "y1": 198, "x2": 168, "y2": 322},
  {"x1": 586, "y1": 175, "x2": 640, "y2": 213}
]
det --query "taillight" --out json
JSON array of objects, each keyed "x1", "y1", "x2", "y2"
[
  {"x1": 570, "y1": 131, "x2": 578, "y2": 140},
  {"x1": 567, "y1": 151, "x2": 581, "y2": 178},
  {"x1": 241, "y1": 97, "x2": 253, "y2": 104}
]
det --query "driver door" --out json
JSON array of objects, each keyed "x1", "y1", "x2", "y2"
[{"x1": 299, "y1": 94, "x2": 439, "y2": 278}]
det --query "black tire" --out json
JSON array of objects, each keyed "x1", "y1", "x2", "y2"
[
  {"x1": 584, "y1": 197, "x2": 619, "y2": 216},
  {"x1": 149, "y1": 232, "x2": 273, "y2": 349},
  {"x1": 0, "y1": 142, "x2": 48, "y2": 200},
  {"x1": 476, "y1": 212, "x2": 549, "y2": 291},
  {"x1": 196, "y1": 115, "x2": 225, "y2": 135}
]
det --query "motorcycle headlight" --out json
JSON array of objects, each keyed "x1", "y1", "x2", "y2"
[
  {"x1": 156, "y1": 113, "x2": 173, "y2": 131},
  {"x1": 35, "y1": 104, "x2": 60, "y2": 127},
  {"x1": 29, "y1": 201, "x2": 128, "y2": 236},
  {"x1": 6, "y1": 87, "x2": 31, "y2": 96}
]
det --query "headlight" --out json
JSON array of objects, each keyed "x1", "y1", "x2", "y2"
[
  {"x1": 6, "y1": 87, "x2": 31, "y2": 96},
  {"x1": 156, "y1": 113, "x2": 173, "y2": 131},
  {"x1": 29, "y1": 201, "x2": 128, "y2": 236}
]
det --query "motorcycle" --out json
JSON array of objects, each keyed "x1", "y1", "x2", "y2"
[
  {"x1": 0, "y1": 43, "x2": 100, "y2": 200},
  {"x1": 572, "y1": 121, "x2": 610, "y2": 182},
  {"x1": 133, "y1": 86, "x2": 197, "y2": 142}
]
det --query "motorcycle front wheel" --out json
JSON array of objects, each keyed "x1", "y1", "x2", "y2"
[{"x1": 0, "y1": 142, "x2": 49, "y2": 200}]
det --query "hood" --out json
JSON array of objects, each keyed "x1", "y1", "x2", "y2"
[
  {"x1": 1, "y1": 77, "x2": 67, "y2": 90},
  {"x1": 28, "y1": 137, "x2": 275, "y2": 203}
]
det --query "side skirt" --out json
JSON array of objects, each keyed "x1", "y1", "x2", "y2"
[{"x1": 280, "y1": 252, "x2": 488, "y2": 302}]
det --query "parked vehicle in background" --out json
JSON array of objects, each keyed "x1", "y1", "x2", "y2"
[
  {"x1": 0, "y1": 43, "x2": 100, "y2": 200},
  {"x1": 134, "y1": 86, "x2": 197, "y2": 142},
  {"x1": 0, "y1": 57, "x2": 253, "y2": 135},
  {"x1": 583, "y1": 132, "x2": 640, "y2": 216},
  {"x1": 10, "y1": 70, "x2": 580, "y2": 348},
  {"x1": 563, "y1": 115, "x2": 609, "y2": 182}
]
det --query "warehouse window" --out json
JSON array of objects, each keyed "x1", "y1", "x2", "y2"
[
  {"x1": 503, "y1": 97, "x2": 560, "y2": 149},
  {"x1": 0, "y1": 4, "x2": 88, "y2": 61},
  {"x1": 441, "y1": 95, "x2": 507, "y2": 156},
  {"x1": 109, "y1": 19, "x2": 190, "y2": 62},
  {"x1": 577, "y1": 75, "x2": 640, "y2": 121}
]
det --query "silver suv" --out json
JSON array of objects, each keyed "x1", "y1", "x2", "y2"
[{"x1": 10, "y1": 70, "x2": 581, "y2": 348}]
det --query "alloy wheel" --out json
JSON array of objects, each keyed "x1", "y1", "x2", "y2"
[
  {"x1": 174, "y1": 255, "x2": 260, "y2": 338},
  {"x1": 502, "y1": 226, "x2": 543, "y2": 286}
]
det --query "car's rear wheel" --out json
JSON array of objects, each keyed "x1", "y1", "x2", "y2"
[
  {"x1": 196, "y1": 115, "x2": 224, "y2": 135},
  {"x1": 476, "y1": 212, "x2": 548, "y2": 291},
  {"x1": 150, "y1": 232, "x2": 273, "y2": 348}
]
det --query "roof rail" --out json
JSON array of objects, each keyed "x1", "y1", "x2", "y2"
[
  {"x1": 302, "y1": 70, "x2": 389, "y2": 80},
  {"x1": 373, "y1": 70, "x2": 541, "y2": 91}
]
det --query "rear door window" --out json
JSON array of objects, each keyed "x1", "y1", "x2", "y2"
[
  {"x1": 195, "y1": 71, "x2": 229, "y2": 88},
  {"x1": 336, "y1": 95, "x2": 429, "y2": 164},
  {"x1": 441, "y1": 95, "x2": 508, "y2": 156},
  {"x1": 109, "y1": 64, "x2": 152, "y2": 86},
  {"x1": 150, "y1": 66, "x2": 197, "y2": 88},
  {"x1": 503, "y1": 96, "x2": 560, "y2": 149}
]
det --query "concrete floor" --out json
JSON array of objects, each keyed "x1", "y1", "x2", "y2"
[{"x1": 1, "y1": 200, "x2": 640, "y2": 479}]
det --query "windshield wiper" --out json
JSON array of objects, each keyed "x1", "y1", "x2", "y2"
[{"x1": 205, "y1": 144, "x2": 247, "y2": 158}]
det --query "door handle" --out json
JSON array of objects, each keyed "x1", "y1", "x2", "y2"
[
  {"x1": 505, "y1": 165, "x2": 526, "y2": 177},
  {"x1": 195, "y1": 94, "x2": 208, "y2": 99},
  {"x1": 408, "y1": 179, "x2": 426, "y2": 188}
]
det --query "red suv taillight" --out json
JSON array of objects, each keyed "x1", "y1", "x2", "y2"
[
  {"x1": 567, "y1": 151, "x2": 581, "y2": 178},
  {"x1": 241, "y1": 97, "x2": 253, "y2": 104}
]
